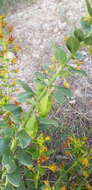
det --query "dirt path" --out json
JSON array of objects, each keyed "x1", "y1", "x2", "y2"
[
  {"x1": 8, "y1": 0, "x2": 92, "y2": 120},
  {"x1": 8, "y1": 0, "x2": 86, "y2": 82}
]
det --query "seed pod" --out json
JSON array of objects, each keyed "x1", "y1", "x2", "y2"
[
  {"x1": 39, "y1": 93, "x2": 52, "y2": 117},
  {"x1": 25, "y1": 115, "x2": 38, "y2": 138}
]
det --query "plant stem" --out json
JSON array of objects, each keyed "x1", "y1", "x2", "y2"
[
  {"x1": 22, "y1": 56, "x2": 71, "y2": 128},
  {"x1": 22, "y1": 66, "x2": 62, "y2": 128},
  {"x1": 2, "y1": 39, "x2": 10, "y2": 101}
]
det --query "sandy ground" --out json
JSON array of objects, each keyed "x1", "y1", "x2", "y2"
[{"x1": 7, "y1": 0, "x2": 92, "y2": 120}]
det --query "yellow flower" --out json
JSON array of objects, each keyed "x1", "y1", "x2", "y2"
[
  {"x1": 11, "y1": 58, "x2": 17, "y2": 64},
  {"x1": 0, "y1": 33, "x2": 4, "y2": 39},
  {"x1": 82, "y1": 171, "x2": 89, "y2": 178},
  {"x1": 15, "y1": 88, "x2": 20, "y2": 92},
  {"x1": 48, "y1": 164, "x2": 59, "y2": 172},
  {"x1": 51, "y1": 56, "x2": 57, "y2": 63},
  {"x1": 0, "y1": 21, "x2": 7, "y2": 28},
  {"x1": 0, "y1": 69, "x2": 8, "y2": 76},
  {"x1": 63, "y1": 79, "x2": 70, "y2": 88},
  {"x1": 74, "y1": 60, "x2": 84, "y2": 65},
  {"x1": 45, "y1": 136, "x2": 51, "y2": 141},
  {"x1": 44, "y1": 180, "x2": 49, "y2": 186},
  {"x1": 82, "y1": 137, "x2": 88, "y2": 142},
  {"x1": 37, "y1": 155, "x2": 49, "y2": 164},
  {"x1": 11, "y1": 80, "x2": 16, "y2": 86},
  {"x1": 44, "y1": 70, "x2": 49, "y2": 74},
  {"x1": 83, "y1": 14, "x2": 92, "y2": 22},
  {"x1": 14, "y1": 68, "x2": 20, "y2": 73},
  {"x1": 37, "y1": 134, "x2": 44, "y2": 145},
  {"x1": 3, "y1": 111, "x2": 11, "y2": 119},
  {"x1": 8, "y1": 35, "x2": 16, "y2": 44},
  {"x1": 40, "y1": 145, "x2": 48, "y2": 153},
  {"x1": 5, "y1": 96, "x2": 10, "y2": 101},
  {"x1": 76, "y1": 65, "x2": 81, "y2": 70},
  {"x1": 64, "y1": 36, "x2": 68, "y2": 41},
  {"x1": 44, "y1": 187, "x2": 50, "y2": 190},
  {"x1": 86, "y1": 184, "x2": 92, "y2": 190},
  {"x1": 60, "y1": 186, "x2": 67, "y2": 190},
  {"x1": 13, "y1": 45, "x2": 21, "y2": 52},
  {"x1": 0, "y1": 15, "x2": 5, "y2": 20},
  {"x1": 27, "y1": 165, "x2": 35, "y2": 172},
  {"x1": 44, "y1": 180, "x2": 51, "y2": 190},
  {"x1": 49, "y1": 64, "x2": 56, "y2": 72},
  {"x1": 88, "y1": 47, "x2": 92, "y2": 55},
  {"x1": 60, "y1": 161, "x2": 65, "y2": 169},
  {"x1": 80, "y1": 158, "x2": 90, "y2": 167}
]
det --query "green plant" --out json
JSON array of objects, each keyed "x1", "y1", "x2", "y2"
[
  {"x1": 0, "y1": 0, "x2": 92, "y2": 189},
  {"x1": 0, "y1": 15, "x2": 20, "y2": 109}
]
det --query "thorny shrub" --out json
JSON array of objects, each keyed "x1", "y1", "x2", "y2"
[{"x1": 0, "y1": 0, "x2": 92, "y2": 189}]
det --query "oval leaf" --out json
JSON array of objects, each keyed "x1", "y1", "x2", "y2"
[
  {"x1": 86, "y1": 0, "x2": 92, "y2": 16},
  {"x1": 17, "y1": 130, "x2": 31, "y2": 148},
  {"x1": 74, "y1": 28, "x2": 85, "y2": 42},
  {"x1": 66, "y1": 36, "x2": 80, "y2": 54},
  {"x1": 25, "y1": 115, "x2": 38, "y2": 138},
  {"x1": 17, "y1": 79, "x2": 34, "y2": 94},
  {"x1": 7, "y1": 168, "x2": 21, "y2": 187},
  {"x1": 53, "y1": 45, "x2": 67, "y2": 65}
]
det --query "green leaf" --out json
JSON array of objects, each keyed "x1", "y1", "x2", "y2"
[
  {"x1": 2, "y1": 152, "x2": 17, "y2": 173},
  {"x1": 53, "y1": 86, "x2": 72, "y2": 104},
  {"x1": 0, "y1": 138, "x2": 9, "y2": 155},
  {"x1": 81, "y1": 18, "x2": 91, "y2": 33},
  {"x1": 17, "y1": 130, "x2": 31, "y2": 148},
  {"x1": 25, "y1": 115, "x2": 38, "y2": 138},
  {"x1": 35, "y1": 81, "x2": 45, "y2": 96},
  {"x1": 37, "y1": 166, "x2": 45, "y2": 176},
  {"x1": 3, "y1": 128, "x2": 14, "y2": 137},
  {"x1": 84, "y1": 32, "x2": 92, "y2": 45},
  {"x1": 75, "y1": 51, "x2": 85, "y2": 60},
  {"x1": 53, "y1": 90, "x2": 65, "y2": 104},
  {"x1": 39, "y1": 118, "x2": 58, "y2": 127},
  {"x1": 17, "y1": 80, "x2": 34, "y2": 94},
  {"x1": 66, "y1": 36, "x2": 80, "y2": 54},
  {"x1": 29, "y1": 146, "x2": 39, "y2": 160},
  {"x1": 4, "y1": 104, "x2": 22, "y2": 115},
  {"x1": 0, "y1": 120, "x2": 8, "y2": 128},
  {"x1": 68, "y1": 66, "x2": 87, "y2": 76},
  {"x1": 74, "y1": 28, "x2": 85, "y2": 42},
  {"x1": 7, "y1": 168, "x2": 21, "y2": 187},
  {"x1": 86, "y1": 0, "x2": 92, "y2": 16},
  {"x1": 4, "y1": 104, "x2": 23, "y2": 123},
  {"x1": 17, "y1": 92, "x2": 33, "y2": 103},
  {"x1": 17, "y1": 182, "x2": 26, "y2": 190},
  {"x1": 55, "y1": 86, "x2": 72, "y2": 97},
  {"x1": 16, "y1": 150, "x2": 32, "y2": 166},
  {"x1": 3, "y1": 183, "x2": 14, "y2": 190},
  {"x1": 53, "y1": 45, "x2": 67, "y2": 64},
  {"x1": 41, "y1": 63, "x2": 49, "y2": 70},
  {"x1": 34, "y1": 72, "x2": 45, "y2": 80}
]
